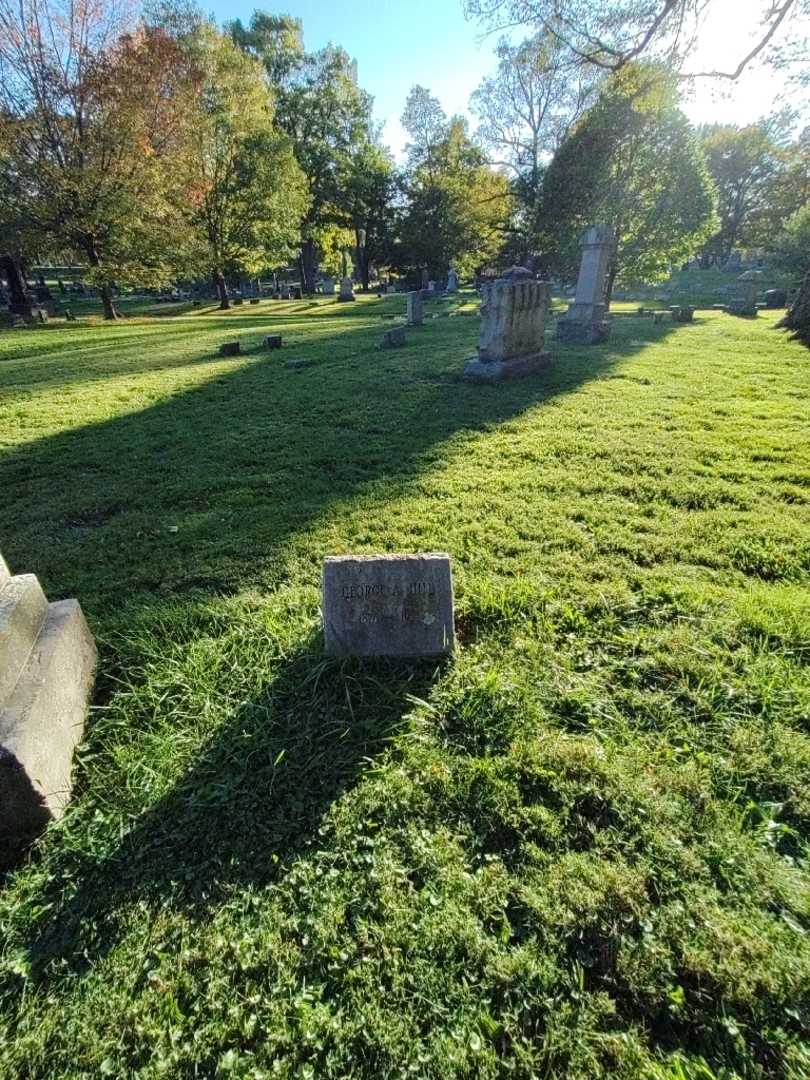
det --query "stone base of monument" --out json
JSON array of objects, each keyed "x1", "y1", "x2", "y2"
[
  {"x1": 0, "y1": 554, "x2": 96, "y2": 855},
  {"x1": 555, "y1": 318, "x2": 610, "y2": 344},
  {"x1": 462, "y1": 352, "x2": 550, "y2": 383}
]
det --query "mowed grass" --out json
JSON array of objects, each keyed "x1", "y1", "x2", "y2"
[{"x1": 0, "y1": 293, "x2": 809, "y2": 1079}]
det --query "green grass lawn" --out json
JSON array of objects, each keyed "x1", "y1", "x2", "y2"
[{"x1": 0, "y1": 294, "x2": 808, "y2": 1079}]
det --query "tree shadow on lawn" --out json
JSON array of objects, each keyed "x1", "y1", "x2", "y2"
[
  {"x1": 23, "y1": 637, "x2": 444, "y2": 981},
  {"x1": 0, "y1": 311, "x2": 682, "y2": 613}
]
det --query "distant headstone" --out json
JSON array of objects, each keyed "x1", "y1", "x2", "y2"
[
  {"x1": 280, "y1": 285, "x2": 291, "y2": 300},
  {"x1": 726, "y1": 276, "x2": 758, "y2": 317},
  {"x1": 322, "y1": 276, "x2": 336, "y2": 296},
  {"x1": 286, "y1": 356, "x2": 312, "y2": 369},
  {"x1": 463, "y1": 267, "x2": 550, "y2": 383},
  {"x1": 338, "y1": 276, "x2": 355, "y2": 303},
  {"x1": 64, "y1": 308, "x2": 76, "y2": 322},
  {"x1": 764, "y1": 288, "x2": 787, "y2": 309},
  {"x1": 292, "y1": 286, "x2": 302, "y2": 300},
  {"x1": 265, "y1": 334, "x2": 283, "y2": 349},
  {"x1": 447, "y1": 268, "x2": 458, "y2": 293},
  {"x1": 406, "y1": 291, "x2": 423, "y2": 327},
  {"x1": 219, "y1": 341, "x2": 241, "y2": 356},
  {"x1": 421, "y1": 268, "x2": 429, "y2": 291},
  {"x1": 427, "y1": 280, "x2": 437, "y2": 295},
  {"x1": 381, "y1": 326, "x2": 406, "y2": 348},
  {"x1": 555, "y1": 224, "x2": 615, "y2": 344},
  {"x1": 250, "y1": 297, "x2": 260, "y2": 305},
  {"x1": 323, "y1": 554, "x2": 455, "y2": 657},
  {"x1": 386, "y1": 285, "x2": 396, "y2": 295},
  {"x1": 671, "y1": 305, "x2": 694, "y2": 323}
]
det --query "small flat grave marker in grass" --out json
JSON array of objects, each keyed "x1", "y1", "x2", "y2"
[
  {"x1": 286, "y1": 356, "x2": 312, "y2": 369},
  {"x1": 381, "y1": 326, "x2": 406, "y2": 348},
  {"x1": 323, "y1": 554, "x2": 454, "y2": 657}
]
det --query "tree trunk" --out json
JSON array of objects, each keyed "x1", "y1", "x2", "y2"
[
  {"x1": 301, "y1": 239, "x2": 317, "y2": 295},
  {"x1": 780, "y1": 268, "x2": 810, "y2": 347},
  {"x1": 1, "y1": 253, "x2": 32, "y2": 317},
  {"x1": 214, "y1": 270, "x2": 229, "y2": 310},
  {"x1": 605, "y1": 264, "x2": 618, "y2": 309},
  {"x1": 99, "y1": 283, "x2": 119, "y2": 321},
  {"x1": 84, "y1": 239, "x2": 119, "y2": 320}
]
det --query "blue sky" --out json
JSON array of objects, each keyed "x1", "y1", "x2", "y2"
[{"x1": 207, "y1": 0, "x2": 807, "y2": 159}]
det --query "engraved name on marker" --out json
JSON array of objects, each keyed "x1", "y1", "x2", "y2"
[{"x1": 323, "y1": 554, "x2": 454, "y2": 657}]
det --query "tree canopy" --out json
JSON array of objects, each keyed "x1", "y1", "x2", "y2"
[{"x1": 538, "y1": 63, "x2": 717, "y2": 292}]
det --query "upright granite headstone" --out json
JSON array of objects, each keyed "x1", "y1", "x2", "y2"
[
  {"x1": 322, "y1": 276, "x2": 336, "y2": 296},
  {"x1": 727, "y1": 275, "x2": 758, "y2": 316},
  {"x1": 338, "y1": 276, "x2": 355, "y2": 303},
  {"x1": 463, "y1": 267, "x2": 550, "y2": 383},
  {"x1": 0, "y1": 551, "x2": 96, "y2": 852},
  {"x1": 407, "y1": 290, "x2": 424, "y2": 327},
  {"x1": 421, "y1": 268, "x2": 429, "y2": 291},
  {"x1": 447, "y1": 268, "x2": 458, "y2": 293},
  {"x1": 323, "y1": 554, "x2": 454, "y2": 657},
  {"x1": 555, "y1": 224, "x2": 615, "y2": 344}
]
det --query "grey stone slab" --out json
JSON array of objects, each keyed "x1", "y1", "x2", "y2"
[
  {"x1": 265, "y1": 334, "x2": 283, "y2": 349},
  {"x1": 0, "y1": 574, "x2": 48, "y2": 703},
  {"x1": 219, "y1": 341, "x2": 241, "y2": 356},
  {"x1": 381, "y1": 326, "x2": 406, "y2": 348},
  {"x1": 462, "y1": 353, "x2": 550, "y2": 383},
  {"x1": 323, "y1": 554, "x2": 454, "y2": 657},
  {"x1": 0, "y1": 599, "x2": 97, "y2": 837}
]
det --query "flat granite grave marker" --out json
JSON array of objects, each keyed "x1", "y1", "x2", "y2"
[{"x1": 323, "y1": 554, "x2": 454, "y2": 657}]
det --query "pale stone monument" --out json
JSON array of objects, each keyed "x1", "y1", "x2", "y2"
[
  {"x1": 555, "y1": 225, "x2": 615, "y2": 344},
  {"x1": 406, "y1": 291, "x2": 423, "y2": 327},
  {"x1": 447, "y1": 268, "x2": 458, "y2": 293},
  {"x1": 323, "y1": 554, "x2": 454, "y2": 657},
  {"x1": 463, "y1": 267, "x2": 550, "y2": 383},
  {"x1": 321, "y1": 276, "x2": 335, "y2": 295},
  {"x1": 0, "y1": 551, "x2": 96, "y2": 849},
  {"x1": 338, "y1": 276, "x2": 355, "y2": 303}
]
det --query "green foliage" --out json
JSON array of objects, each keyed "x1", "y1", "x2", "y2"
[
  {"x1": 178, "y1": 26, "x2": 308, "y2": 292},
  {"x1": 774, "y1": 202, "x2": 810, "y2": 280},
  {"x1": 0, "y1": 2, "x2": 196, "y2": 316},
  {"x1": 698, "y1": 121, "x2": 794, "y2": 258},
  {"x1": 399, "y1": 100, "x2": 514, "y2": 278},
  {"x1": 0, "y1": 294, "x2": 808, "y2": 1076},
  {"x1": 539, "y1": 63, "x2": 717, "y2": 288}
]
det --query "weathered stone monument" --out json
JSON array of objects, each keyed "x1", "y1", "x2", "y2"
[
  {"x1": 219, "y1": 341, "x2": 241, "y2": 356},
  {"x1": 555, "y1": 225, "x2": 615, "y2": 344},
  {"x1": 321, "y1": 276, "x2": 335, "y2": 296},
  {"x1": 462, "y1": 267, "x2": 550, "y2": 383},
  {"x1": 406, "y1": 291, "x2": 423, "y2": 327},
  {"x1": 338, "y1": 276, "x2": 355, "y2": 303},
  {"x1": 0, "y1": 551, "x2": 96, "y2": 851},
  {"x1": 381, "y1": 326, "x2": 406, "y2": 348},
  {"x1": 447, "y1": 268, "x2": 458, "y2": 293},
  {"x1": 323, "y1": 554, "x2": 454, "y2": 657},
  {"x1": 727, "y1": 273, "x2": 758, "y2": 316}
]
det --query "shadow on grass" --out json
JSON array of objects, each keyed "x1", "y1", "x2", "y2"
[
  {"x1": 0, "y1": 307, "x2": 688, "y2": 980},
  {"x1": 23, "y1": 637, "x2": 443, "y2": 980},
  {"x1": 0, "y1": 307, "x2": 683, "y2": 613}
]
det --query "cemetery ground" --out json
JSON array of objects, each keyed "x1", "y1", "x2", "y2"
[{"x1": 0, "y1": 292, "x2": 809, "y2": 1079}]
